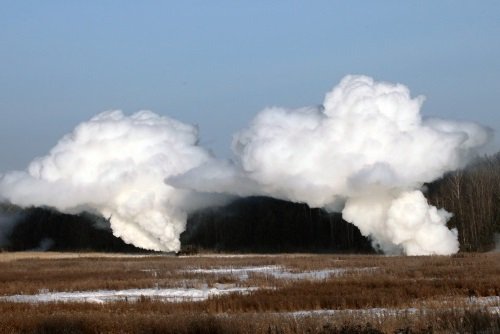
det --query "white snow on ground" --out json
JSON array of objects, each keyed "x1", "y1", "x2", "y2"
[
  {"x1": 0, "y1": 286, "x2": 257, "y2": 304},
  {"x1": 177, "y1": 254, "x2": 326, "y2": 258},
  {"x1": 469, "y1": 296, "x2": 500, "y2": 314},
  {"x1": 185, "y1": 265, "x2": 281, "y2": 280},
  {"x1": 0, "y1": 287, "x2": 497, "y2": 315},
  {"x1": 287, "y1": 307, "x2": 418, "y2": 318},
  {"x1": 0, "y1": 265, "x2": 378, "y2": 304},
  {"x1": 469, "y1": 295, "x2": 500, "y2": 305},
  {"x1": 184, "y1": 265, "x2": 377, "y2": 280},
  {"x1": 285, "y1": 296, "x2": 500, "y2": 318}
]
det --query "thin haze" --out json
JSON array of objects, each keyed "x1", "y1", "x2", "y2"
[{"x1": 1, "y1": 1, "x2": 499, "y2": 171}]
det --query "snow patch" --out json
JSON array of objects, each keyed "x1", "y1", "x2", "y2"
[
  {"x1": 0, "y1": 286, "x2": 257, "y2": 304},
  {"x1": 184, "y1": 265, "x2": 377, "y2": 280},
  {"x1": 284, "y1": 296, "x2": 500, "y2": 318}
]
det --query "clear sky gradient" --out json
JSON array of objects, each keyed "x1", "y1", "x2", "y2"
[{"x1": 1, "y1": 1, "x2": 499, "y2": 171}]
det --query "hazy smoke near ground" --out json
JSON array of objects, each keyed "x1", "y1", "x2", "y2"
[
  {"x1": 172, "y1": 75, "x2": 491, "y2": 255},
  {"x1": 495, "y1": 234, "x2": 500, "y2": 252},
  {"x1": 0, "y1": 110, "x2": 220, "y2": 252},
  {"x1": 0, "y1": 212, "x2": 21, "y2": 247}
]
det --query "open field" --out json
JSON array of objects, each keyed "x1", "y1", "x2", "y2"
[
  {"x1": 0, "y1": 252, "x2": 498, "y2": 333},
  {"x1": 0, "y1": 252, "x2": 157, "y2": 263}
]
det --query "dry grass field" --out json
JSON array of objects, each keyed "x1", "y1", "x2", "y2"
[{"x1": 0, "y1": 252, "x2": 498, "y2": 333}]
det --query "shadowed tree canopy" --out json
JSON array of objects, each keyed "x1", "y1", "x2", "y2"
[
  {"x1": 181, "y1": 196, "x2": 374, "y2": 253},
  {"x1": 1, "y1": 206, "x2": 146, "y2": 253}
]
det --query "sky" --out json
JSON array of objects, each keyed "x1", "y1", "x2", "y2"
[{"x1": 1, "y1": 1, "x2": 499, "y2": 171}]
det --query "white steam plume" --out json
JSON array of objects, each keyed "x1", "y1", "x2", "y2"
[
  {"x1": 0, "y1": 75, "x2": 492, "y2": 255},
  {"x1": 0, "y1": 110, "x2": 218, "y2": 252},
  {"x1": 172, "y1": 75, "x2": 491, "y2": 255}
]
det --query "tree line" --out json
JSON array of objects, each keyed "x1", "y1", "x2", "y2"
[
  {"x1": 182, "y1": 197, "x2": 374, "y2": 253},
  {"x1": 0, "y1": 153, "x2": 498, "y2": 253},
  {"x1": 426, "y1": 153, "x2": 500, "y2": 251},
  {"x1": 0, "y1": 205, "x2": 145, "y2": 253}
]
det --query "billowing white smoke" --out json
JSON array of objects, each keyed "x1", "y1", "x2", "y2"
[
  {"x1": 0, "y1": 75, "x2": 492, "y2": 255},
  {"x1": 0, "y1": 110, "x2": 216, "y2": 252},
  {"x1": 173, "y1": 75, "x2": 491, "y2": 255},
  {"x1": 233, "y1": 75, "x2": 492, "y2": 255}
]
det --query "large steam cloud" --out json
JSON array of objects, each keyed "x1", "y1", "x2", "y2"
[
  {"x1": 0, "y1": 110, "x2": 217, "y2": 252},
  {"x1": 0, "y1": 75, "x2": 492, "y2": 255},
  {"x1": 173, "y1": 75, "x2": 491, "y2": 255}
]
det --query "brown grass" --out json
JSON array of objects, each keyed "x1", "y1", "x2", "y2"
[
  {"x1": 0, "y1": 252, "x2": 498, "y2": 333},
  {"x1": 0, "y1": 252, "x2": 155, "y2": 262},
  {"x1": 0, "y1": 302, "x2": 498, "y2": 333}
]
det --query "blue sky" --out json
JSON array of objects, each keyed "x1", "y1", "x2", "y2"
[{"x1": 1, "y1": 1, "x2": 499, "y2": 171}]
